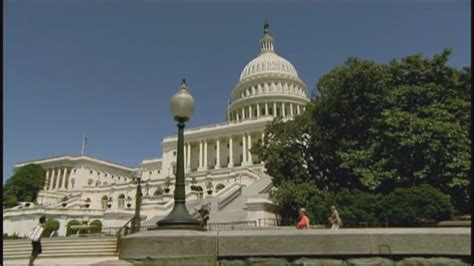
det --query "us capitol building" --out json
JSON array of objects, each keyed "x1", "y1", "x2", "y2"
[{"x1": 4, "y1": 21, "x2": 310, "y2": 236}]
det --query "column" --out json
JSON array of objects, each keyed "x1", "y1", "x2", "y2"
[
  {"x1": 61, "y1": 168, "x2": 68, "y2": 190},
  {"x1": 282, "y1": 102, "x2": 286, "y2": 117},
  {"x1": 216, "y1": 139, "x2": 221, "y2": 169},
  {"x1": 261, "y1": 133, "x2": 265, "y2": 163},
  {"x1": 65, "y1": 168, "x2": 70, "y2": 189},
  {"x1": 247, "y1": 134, "x2": 252, "y2": 164},
  {"x1": 297, "y1": 104, "x2": 301, "y2": 115},
  {"x1": 290, "y1": 103, "x2": 294, "y2": 116},
  {"x1": 273, "y1": 102, "x2": 277, "y2": 117},
  {"x1": 44, "y1": 169, "x2": 50, "y2": 191},
  {"x1": 204, "y1": 140, "x2": 208, "y2": 170},
  {"x1": 56, "y1": 168, "x2": 62, "y2": 190},
  {"x1": 228, "y1": 137, "x2": 234, "y2": 168},
  {"x1": 198, "y1": 141, "x2": 203, "y2": 170},
  {"x1": 236, "y1": 112, "x2": 240, "y2": 121},
  {"x1": 187, "y1": 143, "x2": 191, "y2": 171},
  {"x1": 257, "y1": 103, "x2": 260, "y2": 118},
  {"x1": 249, "y1": 106, "x2": 252, "y2": 119},
  {"x1": 242, "y1": 134, "x2": 247, "y2": 165},
  {"x1": 56, "y1": 168, "x2": 61, "y2": 190},
  {"x1": 265, "y1": 103, "x2": 268, "y2": 116},
  {"x1": 184, "y1": 143, "x2": 187, "y2": 173},
  {"x1": 241, "y1": 108, "x2": 245, "y2": 120},
  {"x1": 50, "y1": 169, "x2": 56, "y2": 190}
]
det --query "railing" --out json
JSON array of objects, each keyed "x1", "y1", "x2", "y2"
[
  {"x1": 207, "y1": 220, "x2": 257, "y2": 231},
  {"x1": 163, "y1": 116, "x2": 274, "y2": 140},
  {"x1": 217, "y1": 186, "x2": 242, "y2": 211},
  {"x1": 115, "y1": 216, "x2": 135, "y2": 254},
  {"x1": 257, "y1": 218, "x2": 390, "y2": 229}
]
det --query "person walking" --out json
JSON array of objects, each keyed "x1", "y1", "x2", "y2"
[
  {"x1": 196, "y1": 204, "x2": 210, "y2": 229},
  {"x1": 28, "y1": 215, "x2": 47, "y2": 266},
  {"x1": 329, "y1": 205, "x2": 342, "y2": 229},
  {"x1": 296, "y1": 208, "x2": 310, "y2": 230}
]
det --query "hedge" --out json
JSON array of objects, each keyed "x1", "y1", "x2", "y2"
[
  {"x1": 66, "y1": 219, "x2": 81, "y2": 236},
  {"x1": 89, "y1": 219, "x2": 102, "y2": 234},
  {"x1": 42, "y1": 218, "x2": 60, "y2": 237}
]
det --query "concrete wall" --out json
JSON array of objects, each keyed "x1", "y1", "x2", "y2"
[{"x1": 119, "y1": 228, "x2": 470, "y2": 264}]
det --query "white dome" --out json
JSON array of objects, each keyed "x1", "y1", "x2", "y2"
[{"x1": 239, "y1": 52, "x2": 299, "y2": 81}]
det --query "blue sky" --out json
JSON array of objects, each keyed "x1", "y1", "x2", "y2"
[{"x1": 4, "y1": 0, "x2": 470, "y2": 182}]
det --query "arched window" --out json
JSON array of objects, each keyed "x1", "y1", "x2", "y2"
[
  {"x1": 101, "y1": 196, "x2": 108, "y2": 210},
  {"x1": 118, "y1": 194, "x2": 125, "y2": 209}
]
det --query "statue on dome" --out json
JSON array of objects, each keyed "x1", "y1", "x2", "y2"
[{"x1": 264, "y1": 19, "x2": 270, "y2": 34}]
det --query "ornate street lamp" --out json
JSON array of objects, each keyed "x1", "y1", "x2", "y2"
[
  {"x1": 157, "y1": 79, "x2": 202, "y2": 230},
  {"x1": 131, "y1": 171, "x2": 143, "y2": 233}
]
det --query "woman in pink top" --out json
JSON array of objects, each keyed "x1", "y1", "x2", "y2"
[{"x1": 296, "y1": 208, "x2": 310, "y2": 229}]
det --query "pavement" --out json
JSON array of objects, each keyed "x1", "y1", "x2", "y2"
[{"x1": 2, "y1": 257, "x2": 133, "y2": 266}]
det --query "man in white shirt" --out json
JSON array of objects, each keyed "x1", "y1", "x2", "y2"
[{"x1": 29, "y1": 215, "x2": 47, "y2": 266}]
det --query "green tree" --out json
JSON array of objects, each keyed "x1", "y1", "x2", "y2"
[
  {"x1": 380, "y1": 185, "x2": 454, "y2": 226},
  {"x1": 3, "y1": 164, "x2": 46, "y2": 208},
  {"x1": 257, "y1": 49, "x2": 470, "y2": 214},
  {"x1": 42, "y1": 218, "x2": 60, "y2": 237}
]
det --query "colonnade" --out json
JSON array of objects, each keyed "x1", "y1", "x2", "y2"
[
  {"x1": 230, "y1": 102, "x2": 305, "y2": 121},
  {"x1": 44, "y1": 168, "x2": 72, "y2": 191},
  {"x1": 181, "y1": 132, "x2": 264, "y2": 173}
]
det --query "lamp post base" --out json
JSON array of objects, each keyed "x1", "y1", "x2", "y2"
[{"x1": 156, "y1": 203, "x2": 203, "y2": 230}]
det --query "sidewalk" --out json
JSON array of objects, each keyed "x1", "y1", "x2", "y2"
[{"x1": 2, "y1": 257, "x2": 132, "y2": 266}]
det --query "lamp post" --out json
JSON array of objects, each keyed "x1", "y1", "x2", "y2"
[
  {"x1": 131, "y1": 172, "x2": 143, "y2": 233},
  {"x1": 157, "y1": 79, "x2": 202, "y2": 230}
]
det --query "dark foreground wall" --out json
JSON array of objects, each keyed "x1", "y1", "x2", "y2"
[{"x1": 120, "y1": 228, "x2": 470, "y2": 265}]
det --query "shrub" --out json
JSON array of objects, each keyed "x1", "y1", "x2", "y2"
[
  {"x1": 66, "y1": 219, "x2": 81, "y2": 236},
  {"x1": 380, "y1": 185, "x2": 454, "y2": 226},
  {"x1": 42, "y1": 218, "x2": 60, "y2": 237},
  {"x1": 89, "y1": 220, "x2": 102, "y2": 234},
  {"x1": 332, "y1": 189, "x2": 383, "y2": 226}
]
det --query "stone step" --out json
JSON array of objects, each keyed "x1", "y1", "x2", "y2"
[
  {"x1": 3, "y1": 237, "x2": 118, "y2": 260},
  {"x1": 4, "y1": 251, "x2": 117, "y2": 260},
  {"x1": 4, "y1": 243, "x2": 116, "y2": 251}
]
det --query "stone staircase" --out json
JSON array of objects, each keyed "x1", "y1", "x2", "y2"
[
  {"x1": 3, "y1": 236, "x2": 117, "y2": 260},
  {"x1": 209, "y1": 175, "x2": 273, "y2": 223}
]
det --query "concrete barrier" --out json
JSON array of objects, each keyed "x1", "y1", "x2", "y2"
[{"x1": 119, "y1": 228, "x2": 470, "y2": 264}]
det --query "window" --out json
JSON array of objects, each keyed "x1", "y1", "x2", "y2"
[
  {"x1": 118, "y1": 194, "x2": 125, "y2": 209},
  {"x1": 158, "y1": 170, "x2": 161, "y2": 174},
  {"x1": 101, "y1": 196, "x2": 108, "y2": 210},
  {"x1": 90, "y1": 170, "x2": 93, "y2": 174},
  {"x1": 173, "y1": 151, "x2": 177, "y2": 156},
  {"x1": 105, "y1": 174, "x2": 108, "y2": 177}
]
